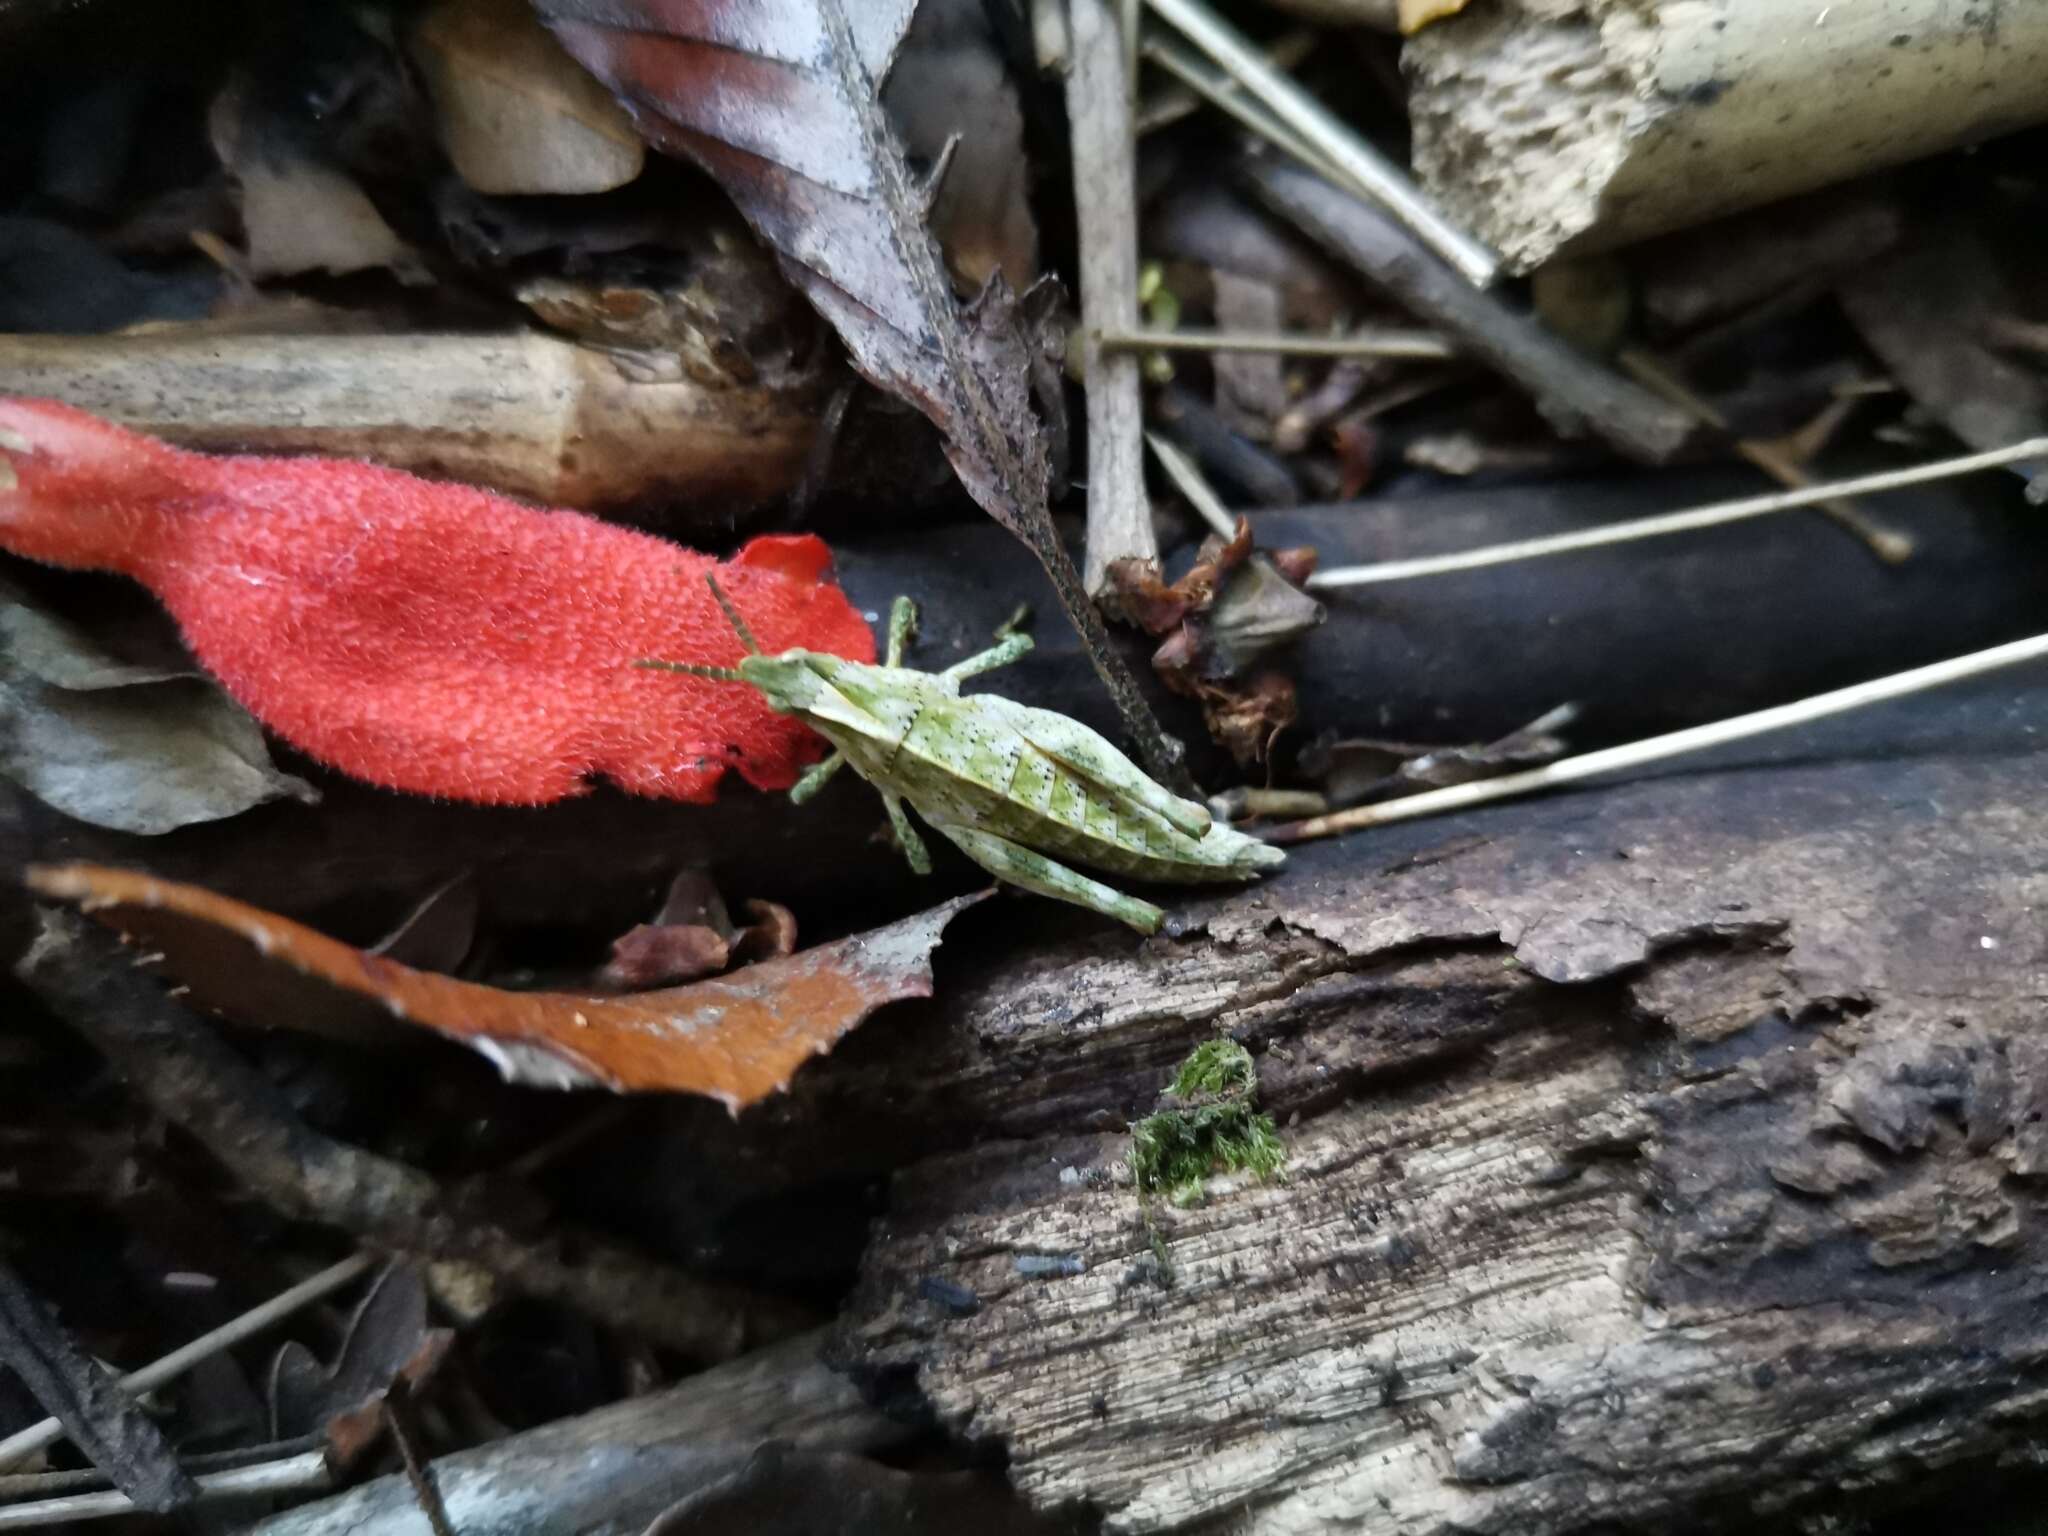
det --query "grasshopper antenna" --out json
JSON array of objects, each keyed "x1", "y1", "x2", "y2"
[
  {"x1": 704, "y1": 574, "x2": 765, "y2": 656},
  {"x1": 635, "y1": 658, "x2": 743, "y2": 680}
]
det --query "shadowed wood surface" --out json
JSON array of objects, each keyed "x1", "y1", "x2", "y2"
[{"x1": 818, "y1": 673, "x2": 2048, "y2": 1534}]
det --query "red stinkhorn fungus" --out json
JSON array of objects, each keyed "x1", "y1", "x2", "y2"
[{"x1": 0, "y1": 397, "x2": 874, "y2": 804}]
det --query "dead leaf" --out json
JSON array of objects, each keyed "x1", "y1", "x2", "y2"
[
  {"x1": 1399, "y1": 0, "x2": 1473, "y2": 34},
  {"x1": 1109, "y1": 519, "x2": 1321, "y2": 767},
  {"x1": 208, "y1": 82, "x2": 428, "y2": 283},
  {"x1": 0, "y1": 585, "x2": 319, "y2": 834},
  {"x1": 601, "y1": 923, "x2": 731, "y2": 990},
  {"x1": 27, "y1": 864, "x2": 986, "y2": 1111},
  {"x1": 1839, "y1": 208, "x2": 2048, "y2": 498},
  {"x1": 410, "y1": 0, "x2": 646, "y2": 195},
  {"x1": 1301, "y1": 704, "x2": 1579, "y2": 808},
  {"x1": 885, "y1": 0, "x2": 1039, "y2": 293},
  {"x1": 269, "y1": 1261, "x2": 452, "y2": 1468},
  {"x1": 534, "y1": 0, "x2": 1184, "y2": 788}
]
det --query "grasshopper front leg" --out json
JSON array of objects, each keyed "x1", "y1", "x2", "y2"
[
  {"x1": 938, "y1": 825, "x2": 1166, "y2": 935},
  {"x1": 943, "y1": 632, "x2": 1032, "y2": 683},
  {"x1": 886, "y1": 595, "x2": 918, "y2": 668}
]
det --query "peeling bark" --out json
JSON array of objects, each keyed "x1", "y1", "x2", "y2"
[{"x1": 827, "y1": 678, "x2": 2048, "y2": 1533}]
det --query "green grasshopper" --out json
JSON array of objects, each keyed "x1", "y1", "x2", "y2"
[{"x1": 641, "y1": 582, "x2": 1284, "y2": 934}]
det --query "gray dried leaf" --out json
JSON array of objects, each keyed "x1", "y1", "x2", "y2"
[{"x1": 0, "y1": 587, "x2": 318, "y2": 834}]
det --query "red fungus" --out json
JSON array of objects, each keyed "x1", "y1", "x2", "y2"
[{"x1": 0, "y1": 396, "x2": 875, "y2": 805}]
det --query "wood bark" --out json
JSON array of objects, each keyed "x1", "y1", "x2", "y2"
[
  {"x1": 815, "y1": 676, "x2": 2048, "y2": 1533},
  {"x1": 1405, "y1": 0, "x2": 2048, "y2": 271},
  {"x1": 0, "y1": 330, "x2": 826, "y2": 518}
]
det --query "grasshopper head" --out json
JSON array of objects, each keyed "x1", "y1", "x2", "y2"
[{"x1": 734, "y1": 650, "x2": 835, "y2": 714}]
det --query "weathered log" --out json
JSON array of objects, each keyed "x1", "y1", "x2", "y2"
[
  {"x1": 819, "y1": 672, "x2": 2048, "y2": 1533},
  {"x1": 1405, "y1": 0, "x2": 2048, "y2": 271},
  {"x1": 4, "y1": 467, "x2": 2044, "y2": 941}
]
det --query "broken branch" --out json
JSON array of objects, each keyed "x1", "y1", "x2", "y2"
[{"x1": 14, "y1": 910, "x2": 811, "y2": 1361}]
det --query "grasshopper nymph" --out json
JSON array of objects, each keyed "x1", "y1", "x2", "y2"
[{"x1": 641, "y1": 582, "x2": 1284, "y2": 934}]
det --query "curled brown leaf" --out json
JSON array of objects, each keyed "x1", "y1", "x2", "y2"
[{"x1": 27, "y1": 864, "x2": 985, "y2": 1112}]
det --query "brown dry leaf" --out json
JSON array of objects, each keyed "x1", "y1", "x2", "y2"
[
  {"x1": 269, "y1": 1261, "x2": 452, "y2": 1469},
  {"x1": 410, "y1": 0, "x2": 646, "y2": 195},
  {"x1": 532, "y1": 0, "x2": 1185, "y2": 788},
  {"x1": 1399, "y1": 0, "x2": 1472, "y2": 35},
  {"x1": 26, "y1": 865, "x2": 986, "y2": 1112}
]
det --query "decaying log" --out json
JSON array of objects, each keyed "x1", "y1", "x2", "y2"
[
  {"x1": 1406, "y1": 0, "x2": 2048, "y2": 271},
  {"x1": 822, "y1": 674, "x2": 2048, "y2": 1534},
  {"x1": 0, "y1": 330, "x2": 826, "y2": 517},
  {"x1": 243, "y1": 1332, "x2": 907, "y2": 1536},
  {"x1": 4, "y1": 466, "x2": 2045, "y2": 942}
]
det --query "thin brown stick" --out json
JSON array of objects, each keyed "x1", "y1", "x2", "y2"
[
  {"x1": 1618, "y1": 347, "x2": 1913, "y2": 563},
  {"x1": 380, "y1": 1385, "x2": 455, "y2": 1536},
  {"x1": 15, "y1": 911, "x2": 811, "y2": 1362}
]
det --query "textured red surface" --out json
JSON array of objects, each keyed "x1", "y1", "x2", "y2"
[{"x1": 0, "y1": 397, "x2": 875, "y2": 804}]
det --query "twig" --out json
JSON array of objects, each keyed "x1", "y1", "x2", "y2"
[
  {"x1": 15, "y1": 913, "x2": 812, "y2": 1362},
  {"x1": 379, "y1": 1385, "x2": 454, "y2": 1536},
  {"x1": 1137, "y1": 29, "x2": 1315, "y2": 135},
  {"x1": 0, "y1": 1438, "x2": 325, "y2": 1501},
  {"x1": 1242, "y1": 157, "x2": 1694, "y2": 465},
  {"x1": 1138, "y1": 32, "x2": 1351, "y2": 189},
  {"x1": 1029, "y1": 0, "x2": 1070, "y2": 73},
  {"x1": 1265, "y1": 633, "x2": 2048, "y2": 845},
  {"x1": 0, "y1": 1452, "x2": 330, "y2": 1530},
  {"x1": 1306, "y1": 436, "x2": 2048, "y2": 589},
  {"x1": 1145, "y1": 432, "x2": 1237, "y2": 540},
  {"x1": 0, "y1": 1262, "x2": 193, "y2": 1512},
  {"x1": 1618, "y1": 347, "x2": 1913, "y2": 563},
  {"x1": 1144, "y1": 0, "x2": 1501, "y2": 288},
  {"x1": 0, "y1": 1254, "x2": 374, "y2": 1473},
  {"x1": 1071, "y1": 0, "x2": 1156, "y2": 597},
  {"x1": 1099, "y1": 328, "x2": 1454, "y2": 360}
]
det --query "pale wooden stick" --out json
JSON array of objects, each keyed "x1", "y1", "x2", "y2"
[
  {"x1": 1099, "y1": 328, "x2": 1454, "y2": 360},
  {"x1": 0, "y1": 1254, "x2": 375, "y2": 1472},
  {"x1": 1145, "y1": 431, "x2": 1237, "y2": 540},
  {"x1": 1267, "y1": 633, "x2": 2048, "y2": 845},
  {"x1": 1145, "y1": 0, "x2": 1501, "y2": 287},
  {"x1": 1138, "y1": 32, "x2": 1351, "y2": 191},
  {"x1": 0, "y1": 1452, "x2": 331, "y2": 1529},
  {"x1": 1307, "y1": 437, "x2": 2048, "y2": 590},
  {"x1": 1071, "y1": 0, "x2": 1156, "y2": 596}
]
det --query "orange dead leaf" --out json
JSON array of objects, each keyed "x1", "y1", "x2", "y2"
[{"x1": 26, "y1": 864, "x2": 985, "y2": 1112}]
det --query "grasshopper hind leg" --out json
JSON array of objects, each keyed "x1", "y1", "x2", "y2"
[
  {"x1": 938, "y1": 825, "x2": 1165, "y2": 935},
  {"x1": 883, "y1": 792, "x2": 933, "y2": 875}
]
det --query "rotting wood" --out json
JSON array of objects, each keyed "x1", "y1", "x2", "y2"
[
  {"x1": 0, "y1": 330, "x2": 827, "y2": 516},
  {"x1": 242, "y1": 1332, "x2": 907, "y2": 1536},
  {"x1": 1069, "y1": 0, "x2": 1156, "y2": 598},
  {"x1": 1405, "y1": 0, "x2": 2048, "y2": 272},
  {"x1": 829, "y1": 676, "x2": 2048, "y2": 1534}
]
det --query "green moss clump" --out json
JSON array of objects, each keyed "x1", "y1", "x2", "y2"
[{"x1": 1131, "y1": 1039, "x2": 1284, "y2": 1208}]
